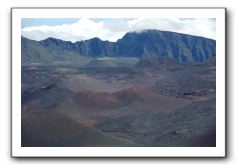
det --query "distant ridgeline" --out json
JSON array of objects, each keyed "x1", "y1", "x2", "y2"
[{"x1": 22, "y1": 29, "x2": 216, "y2": 63}]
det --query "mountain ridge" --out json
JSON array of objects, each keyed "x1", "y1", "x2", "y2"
[{"x1": 22, "y1": 29, "x2": 216, "y2": 63}]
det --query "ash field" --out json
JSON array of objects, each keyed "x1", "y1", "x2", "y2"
[{"x1": 21, "y1": 30, "x2": 216, "y2": 147}]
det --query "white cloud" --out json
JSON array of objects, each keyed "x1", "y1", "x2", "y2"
[
  {"x1": 21, "y1": 18, "x2": 216, "y2": 42},
  {"x1": 22, "y1": 18, "x2": 127, "y2": 42},
  {"x1": 128, "y1": 18, "x2": 216, "y2": 39}
]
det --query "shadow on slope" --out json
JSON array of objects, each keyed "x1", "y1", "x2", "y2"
[{"x1": 21, "y1": 111, "x2": 136, "y2": 147}]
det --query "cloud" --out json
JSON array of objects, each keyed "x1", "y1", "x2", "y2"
[
  {"x1": 22, "y1": 18, "x2": 129, "y2": 42},
  {"x1": 21, "y1": 18, "x2": 216, "y2": 42},
  {"x1": 128, "y1": 18, "x2": 216, "y2": 39}
]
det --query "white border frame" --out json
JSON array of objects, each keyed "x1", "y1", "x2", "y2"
[{"x1": 11, "y1": 8, "x2": 226, "y2": 157}]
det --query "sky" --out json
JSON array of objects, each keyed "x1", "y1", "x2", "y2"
[{"x1": 21, "y1": 18, "x2": 216, "y2": 42}]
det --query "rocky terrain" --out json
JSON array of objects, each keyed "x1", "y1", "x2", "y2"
[{"x1": 21, "y1": 30, "x2": 216, "y2": 147}]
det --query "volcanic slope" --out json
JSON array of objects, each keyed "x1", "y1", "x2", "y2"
[{"x1": 22, "y1": 111, "x2": 136, "y2": 147}]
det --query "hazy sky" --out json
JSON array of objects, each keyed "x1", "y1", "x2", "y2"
[{"x1": 21, "y1": 18, "x2": 216, "y2": 42}]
